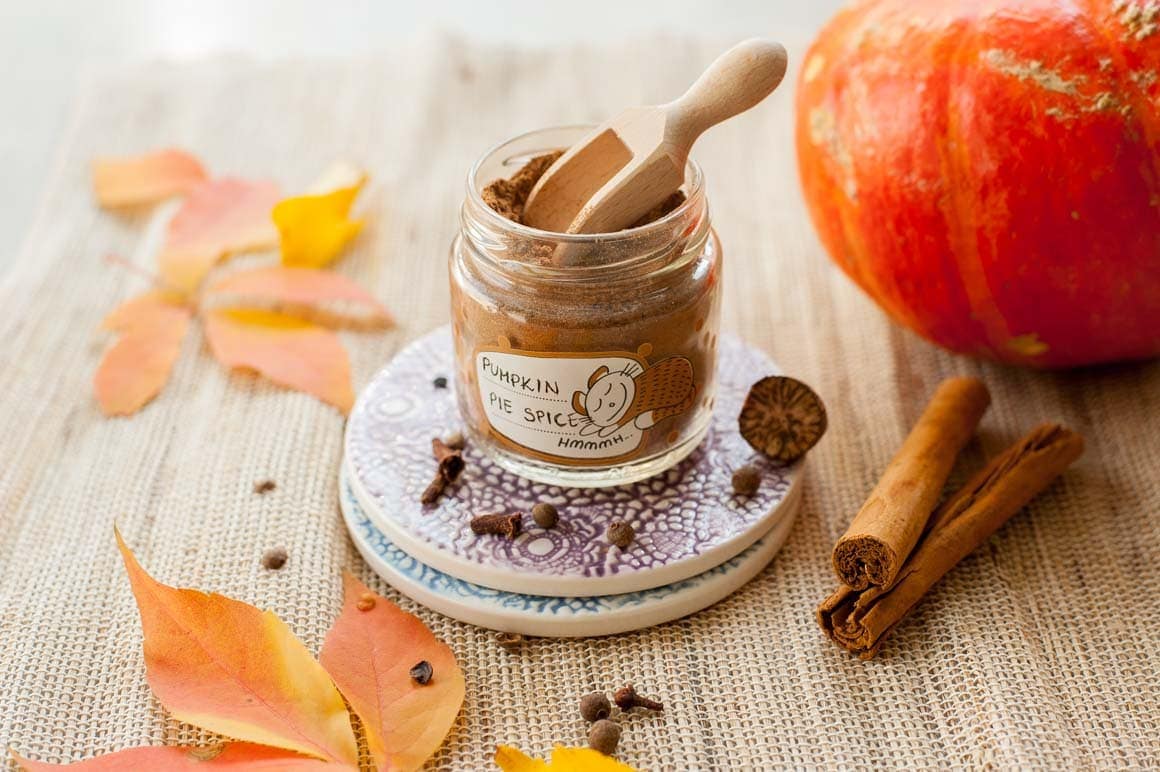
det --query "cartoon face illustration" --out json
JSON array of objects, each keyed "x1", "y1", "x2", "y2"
[{"x1": 572, "y1": 356, "x2": 696, "y2": 438}]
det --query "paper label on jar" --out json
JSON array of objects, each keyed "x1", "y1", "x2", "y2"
[{"x1": 474, "y1": 348, "x2": 696, "y2": 463}]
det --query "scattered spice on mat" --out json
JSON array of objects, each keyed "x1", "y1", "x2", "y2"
[
  {"x1": 433, "y1": 375, "x2": 448, "y2": 389},
  {"x1": 356, "y1": 592, "x2": 376, "y2": 611},
  {"x1": 588, "y1": 719, "x2": 622, "y2": 756},
  {"x1": 495, "y1": 631, "x2": 525, "y2": 651},
  {"x1": 482, "y1": 150, "x2": 685, "y2": 229},
  {"x1": 580, "y1": 692, "x2": 612, "y2": 722},
  {"x1": 819, "y1": 423, "x2": 1084, "y2": 659},
  {"x1": 409, "y1": 660, "x2": 434, "y2": 685},
  {"x1": 738, "y1": 375, "x2": 828, "y2": 463},
  {"x1": 731, "y1": 465, "x2": 761, "y2": 496},
  {"x1": 614, "y1": 684, "x2": 662, "y2": 712},
  {"x1": 253, "y1": 479, "x2": 276, "y2": 495},
  {"x1": 532, "y1": 502, "x2": 559, "y2": 529},
  {"x1": 832, "y1": 377, "x2": 990, "y2": 590},
  {"x1": 606, "y1": 521, "x2": 635, "y2": 549},
  {"x1": 471, "y1": 512, "x2": 522, "y2": 539},
  {"x1": 260, "y1": 547, "x2": 288, "y2": 570},
  {"x1": 422, "y1": 436, "x2": 465, "y2": 504}
]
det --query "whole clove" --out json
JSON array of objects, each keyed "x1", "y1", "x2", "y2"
[
  {"x1": 614, "y1": 684, "x2": 663, "y2": 712},
  {"x1": 471, "y1": 512, "x2": 522, "y2": 539},
  {"x1": 422, "y1": 437, "x2": 465, "y2": 504},
  {"x1": 409, "y1": 660, "x2": 434, "y2": 685}
]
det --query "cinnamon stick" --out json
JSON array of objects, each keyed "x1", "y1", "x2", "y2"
[
  {"x1": 832, "y1": 377, "x2": 991, "y2": 590},
  {"x1": 819, "y1": 423, "x2": 1084, "y2": 659}
]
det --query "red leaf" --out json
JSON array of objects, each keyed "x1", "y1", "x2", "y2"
[
  {"x1": 115, "y1": 530, "x2": 358, "y2": 765},
  {"x1": 203, "y1": 308, "x2": 354, "y2": 412},
  {"x1": 12, "y1": 743, "x2": 351, "y2": 771},
  {"x1": 320, "y1": 574, "x2": 465, "y2": 772},
  {"x1": 207, "y1": 266, "x2": 392, "y2": 328},
  {"x1": 159, "y1": 178, "x2": 281, "y2": 291}
]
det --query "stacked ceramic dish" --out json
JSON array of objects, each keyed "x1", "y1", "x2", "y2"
[{"x1": 339, "y1": 328, "x2": 802, "y2": 637}]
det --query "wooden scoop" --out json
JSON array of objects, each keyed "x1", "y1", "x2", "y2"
[{"x1": 522, "y1": 39, "x2": 788, "y2": 235}]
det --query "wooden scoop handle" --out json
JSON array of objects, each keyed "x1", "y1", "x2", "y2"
[{"x1": 665, "y1": 39, "x2": 788, "y2": 153}]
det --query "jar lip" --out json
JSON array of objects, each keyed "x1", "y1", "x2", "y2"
[{"x1": 465, "y1": 124, "x2": 706, "y2": 242}]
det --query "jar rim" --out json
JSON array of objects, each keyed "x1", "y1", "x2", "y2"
[{"x1": 465, "y1": 124, "x2": 706, "y2": 243}]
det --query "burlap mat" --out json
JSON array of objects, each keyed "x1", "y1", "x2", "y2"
[{"x1": 1, "y1": 35, "x2": 1157, "y2": 770}]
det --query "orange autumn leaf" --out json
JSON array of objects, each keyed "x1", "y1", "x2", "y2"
[
  {"x1": 274, "y1": 164, "x2": 366, "y2": 269},
  {"x1": 494, "y1": 745, "x2": 637, "y2": 772},
  {"x1": 92, "y1": 148, "x2": 207, "y2": 208},
  {"x1": 320, "y1": 574, "x2": 465, "y2": 772},
  {"x1": 159, "y1": 178, "x2": 281, "y2": 292},
  {"x1": 114, "y1": 530, "x2": 358, "y2": 765},
  {"x1": 94, "y1": 290, "x2": 192, "y2": 416},
  {"x1": 203, "y1": 308, "x2": 354, "y2": 412},
  {"x1": 207, "y1": 266, "x2": 393, "y2": 328},
  {"x1": 12, "y1": 743, "x2": 351, "y2": 771}
]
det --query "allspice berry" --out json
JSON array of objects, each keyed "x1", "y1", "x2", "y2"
[
  {"x1": 731, "y1": 465, "x2": 761, "y2": 496},
  {"x1": 607, "y1": 521, "x2": 634, "y2": 548},
  {"x1": 532, "y1": 502, "x2": 559, "y2": 529},
  {"x1": 579, "y1": 692, "x2": 611, "y2": 722},
  {"x1": 587, "y1": 719, "x2": 621, "y2": 756}
]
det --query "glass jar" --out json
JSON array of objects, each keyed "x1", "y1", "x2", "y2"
[{"x1": 449, "y1": 126, "x2": 722, "y2": 487}]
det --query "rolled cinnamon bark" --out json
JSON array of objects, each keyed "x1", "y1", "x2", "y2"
[
  {"x1": 819, "y1": 423, "x2": 1084, "y2": 659},
  {"x1": 833, "y1": 377, "x2": 991, "y2": 590}
]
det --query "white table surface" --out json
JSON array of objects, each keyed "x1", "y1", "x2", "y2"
[{"x1": 0, "y1": 0, "x2": 840, "y2": 269}]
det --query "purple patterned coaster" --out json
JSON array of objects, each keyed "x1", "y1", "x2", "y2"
[{"x1": 344, "y1": 327, "x2": 801, "y2": 597}]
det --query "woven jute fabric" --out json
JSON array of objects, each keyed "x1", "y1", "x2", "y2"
[{"x1": 1, "y1": 36, "x2": 1157, "y2": 770}]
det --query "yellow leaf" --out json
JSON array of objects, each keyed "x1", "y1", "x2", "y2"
[
  {"x1": 495, "y1": 746, "x2": 637, "y2": 772},
  {"x1": 274, "y1": 165, "x2": 367, "y2": 268},
  {"x1": 114, "y1": 529, "x2": 358, "y2": 765},
  {"x1": 203, "y1": 308, "x2": 354, "y2": 412}
]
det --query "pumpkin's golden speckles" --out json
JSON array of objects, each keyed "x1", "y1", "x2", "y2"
[
  {"x1": 1008, "y1": 333, "x2": 1050, "y2": 357},
  {"x1": 803, "y1": 54, "x2": 826, "y2": 83},
  {"x1": 808, "y1": 106, "x2": 858, "y2": 200},
  {"x1": 1071, "y1": 211, "x2": 1081, "y2": 220},
  {"x1": 1115, "y1": 1, "x2": 1160, "y2": 39},
  {"x1": 982, "y1": 49, "x2": 1084, "y2": 94}
]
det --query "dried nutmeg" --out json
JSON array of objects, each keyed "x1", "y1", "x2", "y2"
[
  {"x1": 532, "y1": 502, "x2": 559, "y2": 529},
  {"x1": 422, "y1": 437, "x2": 465, "y2": 505},
  {"x1": 614, "y1": 684, "x2": 663, "y2": 712},
  {"x1": 739, "y1": 375, "x2": 828, "y2": 463},
  {"x1": 495, "y1": 631, "x2": 525, "y2": 651},
  {"x1": 580, "y1": 692, "x2": 612, "y2": 722},
  {"x1": 588, "y1": 719, "x2": 622, "y2": 756},
  {"x1": 606, "y1": 521, "x2": 634, "y2": 549},
  {"x1": 731, "y1": 465, "x2": 761, "y2": 496},
  {"x1": 471, "y1": 512, "x2": 522, "y2": 539},
  {"x1": 409, "y1": 660, "x2": 433, "y2": 685}
]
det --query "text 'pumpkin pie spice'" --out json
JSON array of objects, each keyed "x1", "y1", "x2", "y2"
[{"x1": 451, "y1": 126, "x2": 722, "y2": 487}]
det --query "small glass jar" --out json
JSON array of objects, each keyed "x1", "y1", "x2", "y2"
[{"x1": 449, "y1": 126, "x2": 722, "y2": 487}]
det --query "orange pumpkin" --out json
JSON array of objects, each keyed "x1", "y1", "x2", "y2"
[{"x1": 795, "y1": 0, "x2": 1160, "y2": 367}]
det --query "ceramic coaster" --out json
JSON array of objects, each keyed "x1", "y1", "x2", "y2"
[
  {"x1": 340, "y1": 466, "x2": 800, "y2": 637},
  {"x1": 344, "y1": 326, "x2": 803, "y2": 597}
]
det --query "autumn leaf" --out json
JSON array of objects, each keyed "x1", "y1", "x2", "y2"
[
  {"x1": 274, "y1": 164, "x2": 366, "y2": 269},
  {"x1": 159, "y1": 178, "x2": 281, "y2": 292},
  {"x1": 495, "y1": 745, "x2": 637, "y2": 772},
  {"x1": 320, "y1": 574, "x2": 465, "y2": 772},
  {"x1": 93, "y1": 290, "x2": 192, "y2": 415},
  {"x1": 11, "y1": 743, "x2": 351, "y2": 770},
  {"x1": 207, "y1": 266, "x2": 392, "y2": 328},
  {"x1": 203, "y1": 308, "x2": 354, "y2": 412},
  {"x1": 114, "y1": 529, "x2": 358, "y2": 765},
  {"x1": 92, "y1": 149, "x2": 207, "y2": 208}
]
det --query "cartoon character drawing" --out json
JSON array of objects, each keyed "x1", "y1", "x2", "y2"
[{"x1": 571, "y1": 356, "x2": 696, "y2": 438}]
